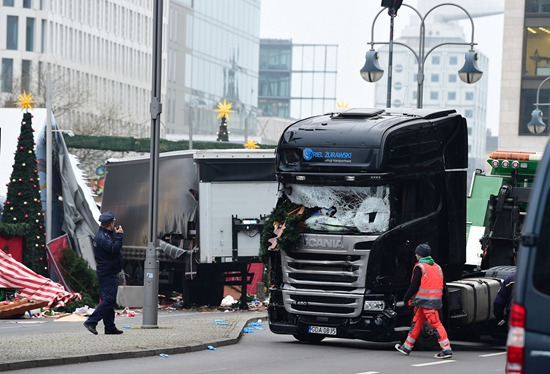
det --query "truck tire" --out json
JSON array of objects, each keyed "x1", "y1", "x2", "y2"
[{"x1": 293, "y1": 332, "x2": 325, "y2": 343}]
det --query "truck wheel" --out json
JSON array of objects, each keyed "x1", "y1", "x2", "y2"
[
  {"x1": 293, "y1": 332, "x2": 325, "y2": 343},
  {"x1": 414, "y1": 322, "x2": 439, "y2": 351}
]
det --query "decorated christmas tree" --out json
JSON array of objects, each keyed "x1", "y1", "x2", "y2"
[
  {"x1": 217, "y1": 115, "x2": 229, "y2": 142},
  {"x1": 0, "y1": 92, "x2": 47, "y2": 276},
  {"x1": 214, "y1": 99, "x2": 235, "y2": 142}
]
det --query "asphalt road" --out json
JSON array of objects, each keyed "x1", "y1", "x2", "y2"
[{"x1": 7, "y1": 319, "x2": 507, "y2": 374}]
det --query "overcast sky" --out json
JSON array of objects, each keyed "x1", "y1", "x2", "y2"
[{"x1": 260, "y1": 0, "x2": 504, "y2": 135}]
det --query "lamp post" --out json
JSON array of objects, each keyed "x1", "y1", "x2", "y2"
[
  {"x1": 360, "y1": 3, "x2": 483, "y2": 109},
  {"x1": 527, "y1": 76, "x2": 550, "y2": 134}
]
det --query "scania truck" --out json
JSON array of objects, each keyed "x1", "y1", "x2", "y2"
[{"x1": 262, "y1": 108, "x2": 537, "y2": 347}]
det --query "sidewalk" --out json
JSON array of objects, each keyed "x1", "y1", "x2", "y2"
[{"x1": 0, "y1": 309, "x2": 267, "y2": 372}]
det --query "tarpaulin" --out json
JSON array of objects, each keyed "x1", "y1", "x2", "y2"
[{"x1": 0, "y1": 249, "x2": 81, "y2": 308}]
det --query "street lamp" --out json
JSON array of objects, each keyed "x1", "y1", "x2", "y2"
[
  {"x1": 360, "y1": 3, "x2": 483, "y2": 108},
  {"x1": 527, "y1": 76, "x2": 550, "y2": 134}
]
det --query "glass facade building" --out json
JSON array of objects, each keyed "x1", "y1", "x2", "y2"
[
  {"x1": 0, "y1": 0, "x2": 261, "y2": 141},
  {"x1": 259, "y1": 39, "x2": 338, "y2": 121}
]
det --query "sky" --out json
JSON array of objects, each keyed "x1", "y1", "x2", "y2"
[{"x1": 260, "y1": 0, "x2": 504, "y2": 135}]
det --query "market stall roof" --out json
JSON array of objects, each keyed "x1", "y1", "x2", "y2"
[{"x1": 0, "y1": 249, "x2": 81, "y2": 309}]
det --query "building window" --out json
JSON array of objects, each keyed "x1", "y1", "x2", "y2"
[
  {"x1": 2, "y1": 59, "x2": 13, "y2": 92},
  {"x1": 26, "y1": 18, "x2": 35, "y2": 52},
  {"x1": 465, "y1": 92, "x2": 474, "y2": 100},
  {"x1": 432, "y1": 56, "x2": 440, "y2": 65},
  {"x1": 393, "y1": 81, "x2": 402, "y2": 90},
  {"x1": 21, "y1": 60, "x2": 31, "y2": 92},
  {"x1": 6, "y1": 16, "x2": 18, "y2": 50},
  {"x1": 431, "y1": 74, "x2": 439, "y2": 83},
  {"x1": 448, "y1": 92, "x2": 456, "y2": 100},
  {"x1": 524, "y1": 26, "x2": 550, "y2": 76},
  {"x1": 468, "y1": 127, "x2": 473, "y2": 135},
  {"x1": 395, "y1": 64, "x2": 403, "y2": 73},
  {"x1": 519, "y1": 87, "x2": 549, "y2": 135},
  {"x1": 430, "y1": 91, "x2": 439, "y2": 100},
  {"x1": 23, "y1": 0, "x2": 31, "y2": 8},
  {"x1": 465, "y1": 109, "x2": 473, "y2": 118},
  {"x1": 413, "y1": 73, "x2": 417, "y2": 82},
  {"x1": 3, "y1": 0, "x2": 14, "y2": 5},
  {"x1": 449, "y1": 75, "x2": 457, "y2": 83},
  {"x1": 449, "y1": 56, "x2": 458, "y2": 65}
]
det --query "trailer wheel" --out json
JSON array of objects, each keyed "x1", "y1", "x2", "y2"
[{"x1": 293, "y1": 332, "x2": 325, "y2": 343}]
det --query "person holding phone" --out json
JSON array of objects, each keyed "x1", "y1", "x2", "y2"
[{"x1": 84, "y1": 211, "x2": 125, "y2": 335}]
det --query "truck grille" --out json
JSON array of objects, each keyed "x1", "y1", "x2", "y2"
[{"x1": 281, "y1": 234, "x2": 371, "y2": 318}]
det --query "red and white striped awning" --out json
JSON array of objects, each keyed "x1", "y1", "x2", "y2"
[{"x1": 0, "y1": 249, "x2": 81, "y2": 309}]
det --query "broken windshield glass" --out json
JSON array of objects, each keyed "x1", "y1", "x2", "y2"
[{"x1": 285, "y1": 184, "x2": 390, "y2": 233}]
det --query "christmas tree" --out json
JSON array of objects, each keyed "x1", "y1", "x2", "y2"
[
  {"x1": 0, "y1": 92, "x2": 47, "y2": 276},
  {"x1": 214, "y1": 99, "x2": 235, "y2": 142},
  {"x1": 217, "y1": 115, "x2": 229, "y2": 142}
]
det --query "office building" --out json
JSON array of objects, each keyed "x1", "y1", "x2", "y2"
[
  {"x1": 500, "y1": 0, "x2": 550, "y2": 151},
  {"x1": 259, "y1": 38, "x2": 338, "y2": 121},
  {"x1": 0, "y1": 0, "x2": 261, "y2": 141}
]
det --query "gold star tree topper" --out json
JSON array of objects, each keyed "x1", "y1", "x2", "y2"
[
  {"x1": 214, "y1": 99, "x2": 236, "y2": 120},
  {"x1": 336, "y1": 100, "x2": 349, "y2": 109},
  {"x1": 15, "y1": 91, "x2": 37, "y2": 111},
  {"x1": 243, "y1": 138, "x2": 260, "y2": 149}
]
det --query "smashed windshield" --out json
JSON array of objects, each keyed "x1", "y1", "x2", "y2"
[{"x1": 285, "y1": 184, "x2": 390, "y2": 233}]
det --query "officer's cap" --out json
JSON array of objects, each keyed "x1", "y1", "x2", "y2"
[{"x1": 98, "y1": 211, "x2": 116, "y2": 223}]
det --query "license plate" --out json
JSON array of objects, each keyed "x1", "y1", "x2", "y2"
[{"x1": 308, "y1": 325, "x2": 337, "y2": 335}]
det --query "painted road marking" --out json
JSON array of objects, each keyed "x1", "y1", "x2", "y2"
[
  {"x1": 412, "y1": 360, "x2": 456, "y2": 367},
  {"x1": 479, "y1": 352, "x2": 507, "y2": 357}
]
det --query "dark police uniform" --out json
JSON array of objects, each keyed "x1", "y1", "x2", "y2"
[{"x1": 84, "y1": 211, "x2": 124, "y2": 335}]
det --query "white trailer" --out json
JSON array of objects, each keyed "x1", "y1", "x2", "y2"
[{"x1": 101, "y1": 149, "x2": 277, "y2": 306}]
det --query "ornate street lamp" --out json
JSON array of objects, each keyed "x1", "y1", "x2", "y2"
[
  {"x1": 360, "y1": 3, "x2": 483, "y2": 108},
  {"x1": 527, "y1": 76, "x2": 550, "y2": 134}
]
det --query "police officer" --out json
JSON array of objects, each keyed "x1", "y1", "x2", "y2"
[
  {"x1": 84, "y1": 211, "x2": 124, "y2": 335},
  {"x1": 493, "y1": 272, "x2": 516, "y2": 324},
  {"x1": 395, "y1": 243, "x2": 453, "y2": 359}
]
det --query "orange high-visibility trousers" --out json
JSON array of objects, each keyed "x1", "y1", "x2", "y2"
[{"x1": 402, "y1": 307, "x2": 451, "y2": 352}]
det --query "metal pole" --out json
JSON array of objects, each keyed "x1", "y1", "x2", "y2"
[
  {"x1": 142, "y1": 0, "x2": 163, "y2": 329},
  {"x1": 417, "y1": 20, "x2": 425, "y2": 109},
  {"x1": 189, "y1": 106, "x2": 193, "y2": 150},
  {"x1": 386, "y1": 9, "x2": 396, "y2": 108}
]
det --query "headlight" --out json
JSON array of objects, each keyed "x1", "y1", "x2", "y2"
[{"x1": 364, "y1": 300, "x2": 385, "y2": 311}]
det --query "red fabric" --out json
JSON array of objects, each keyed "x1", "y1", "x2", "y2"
[
  {"x1": 403, "y1": 307, "x2": 451, "y2": 352},
  {"x1": 0, "y1": 236, "x2": 23, "y2": 263},
  {"x1": 47, "y1": 234, "x2": 70, "y2": 264},
  {"x1": 0, "y1": 249, "x2": 81, "y2": 308}
]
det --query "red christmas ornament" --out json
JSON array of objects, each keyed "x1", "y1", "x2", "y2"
[
  {"x1": 18, "y1": 178, "x2": 22, "y2": 182},
  {"x1": 33, "y1": 184, "x2": 37, "y2": 188},
  {"x1": 29, "y1": 178, "x2": 34, "y2": 182},
  {"x1": 34, "y1": 170, "x2": 38, "y2": 174},
  {"x1": 24, "y1": 214, "x2": 28, "y2": 218},
  {"x1": 37, "y1": 199, "x2": 41, "y2": 203},
  {"x1": 5, "y1": 201, "x2": 10, "y2": 205},
  {"x1": 17, "y1": 192, "x2": 21, "y2": 196},
  {"x1": 17, "y1": 136, "x2": 20, "y2": 140},
  {"x1": 19, "y1": 146, "x2": 24, "y2": 150}
]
